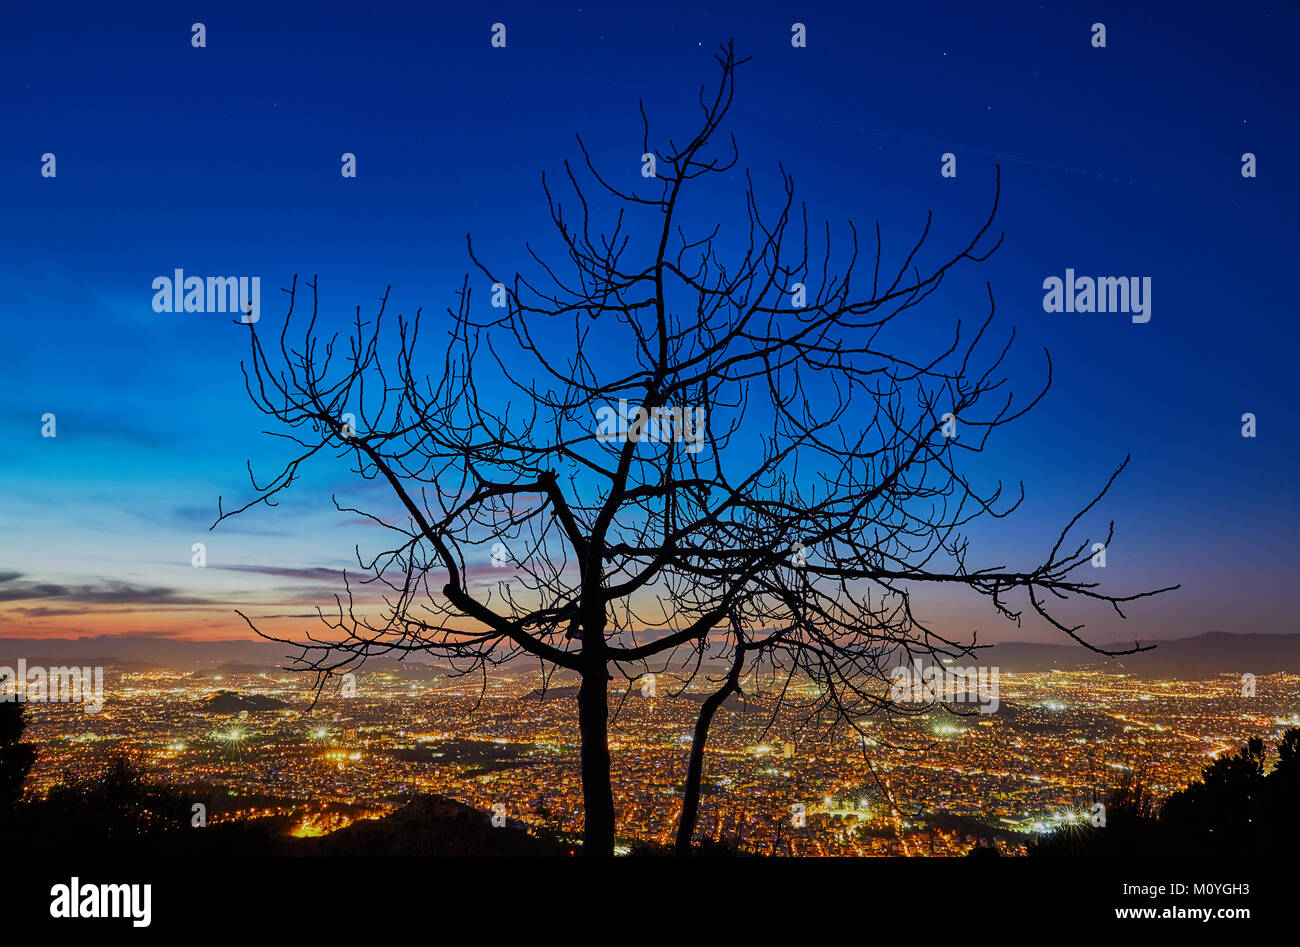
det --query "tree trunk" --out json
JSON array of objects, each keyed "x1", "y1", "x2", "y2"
[
  {"x1": 675, "y1": 641, "x2": 745, "y2": 856},
  {"x1": 578, "y1": 665, "x2": 616, "y2": 856},
  {"x1": 674, "y1": 685, "x2": 727, "y2": 855}
]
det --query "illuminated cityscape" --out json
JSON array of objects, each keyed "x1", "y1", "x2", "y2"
[{"x1": 15, "y1": 666, "x2": 1298, "y2": 855}]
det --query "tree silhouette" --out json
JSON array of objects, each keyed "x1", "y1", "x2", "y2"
[
  {"x1": 8, "y1": 756, "x2": 195, "y2": 854},
  {"x1": 1159, "y1": 737, "x2": 1266, "y2": 853},
  {"x1": 0, "y1": 702, "x2": 35, "y2": 820},
  {"x1": 1033, "y1": 729, "x2": 1300, "y2": 857},
  {"x1": 1030, "y1": 764, "x2": 1158, "y2": 857},
  {"x1": 221, "y1": 41, "x2": 1176, "y2": 856},
  {"x1": 1258, "y1": 727, "x2": 1300, "y2": 856}
]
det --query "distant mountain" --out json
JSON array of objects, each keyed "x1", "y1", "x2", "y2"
[
  {"x1": 0, "y1": 635, "x2": 291, "y2": 667},
  {"x1": 190, "y1": 662, "x2": 282, "y2": 678},
  {"x1": 978, "y1": 631, "x2": 1300, "y2": 678},
  {"x1": 0, "y1": 636, "x2": 446, "y2": 673},
  {"x1": 2, "y1": 631, "x2": 1296, "y2": 680},
  {"x1": 200, "y1": 690, "x2": 292, "y2": 713}
]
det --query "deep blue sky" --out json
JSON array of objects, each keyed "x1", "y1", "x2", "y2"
[{"x1": 1, "y1": 0, "x2": 1297, "y2": 645}]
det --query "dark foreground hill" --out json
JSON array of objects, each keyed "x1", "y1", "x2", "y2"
[
  {"x1": 286, "y1": 796, "x2": 572, "y2": 856},
  {"x1": 4, "y1": 777, "x2": 574, "y2": 857}
]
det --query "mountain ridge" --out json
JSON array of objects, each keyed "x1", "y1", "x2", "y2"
[{"x1": 1, "y1": 630, "x2": 1295, "y2": 679}]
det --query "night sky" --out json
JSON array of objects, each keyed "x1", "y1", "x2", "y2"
[{"x1": 2, "y1": 0, "x2": 1297, "y2": 646}]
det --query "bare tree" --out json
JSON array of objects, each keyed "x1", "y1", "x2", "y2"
[{"x1": 219, "y1": 40, "x2": 1176, "y2": 857}]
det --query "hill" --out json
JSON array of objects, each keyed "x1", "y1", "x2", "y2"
[
  {"x1": 200, "y1": 690, "x2": 292, "y2": 713},
  {"x1": 980, "y1": 631, "x2": 1300, "y2": 678},
  {"x1": 286, "y1": 795, "x2": 573, "y2": 856}
]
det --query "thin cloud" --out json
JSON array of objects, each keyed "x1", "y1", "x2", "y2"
[
  {"x1": 0, "y1": 576, "x2": 213, "y2": 607},
  {"x1": 213, "y1": 564, "x2": 353, "y2": 583}
]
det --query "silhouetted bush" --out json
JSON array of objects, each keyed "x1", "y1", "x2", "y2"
[
  {"x1": 0, "y1": 702, "x2": 36, "y2": 820},
  {"x1": 1033, "y1": 727, "x2": 1300, "y2": 857}
]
